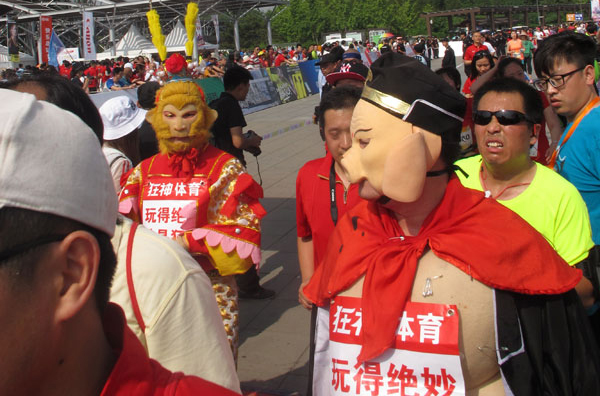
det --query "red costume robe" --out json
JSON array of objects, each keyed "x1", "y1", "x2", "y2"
[{"x1": 119, "y1": 145, "x2": 265, "y2": 275}]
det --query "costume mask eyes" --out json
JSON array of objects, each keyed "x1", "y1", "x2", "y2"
[
  {"x1": 358, "y1": 138, "x2": 370, "y2": 148},
  {"x1": 354, "y1": 129, "x2": 372, "y2": 149}
]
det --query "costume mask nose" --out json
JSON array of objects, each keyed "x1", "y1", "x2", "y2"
[{"x1": 340, "y1": 143, "x2": 364, "y2": 184}]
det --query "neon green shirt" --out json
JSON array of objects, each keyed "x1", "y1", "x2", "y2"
[{"x1": 456, "y1": 155, "x2": 593, "y2": 265}]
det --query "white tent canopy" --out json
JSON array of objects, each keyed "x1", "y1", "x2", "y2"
[
  {"x1": 96, "y1": 21, "x2": 218, "y2": 60},
  {"x1": 165, "y1": 21, "x2": 218, "y2": 53},
  {"x1": 96, "y1": 25, "x2": 156, "y2": 59},
  {"x1": 165, "y1": 20, "x2": 187, "y2": 52},
  {"x1": 0, "y1": 45, "x2": 35, "y2": 69}
]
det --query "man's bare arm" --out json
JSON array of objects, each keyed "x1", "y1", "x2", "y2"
[
  {"x1": 230, "y1": 126, "x2": 262, "y2": 150},
  {"x1": 297, "y1": 236, "x2": 315, "y2": 310}
]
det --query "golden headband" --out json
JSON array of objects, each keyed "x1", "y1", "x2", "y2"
[
  {"x1": 361, "y1": 85, "x2": 464, "y2": 125},
  {"x1": 361, "y1": 85, "x2": 411, "y2": 117}
]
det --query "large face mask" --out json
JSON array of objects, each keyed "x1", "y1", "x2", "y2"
[
  {"x1": 148, "y1": 82, "x2": 217, "y2": 154},
  {"x1": 341, "y1": 99, "x2": 442, "y2": 202}
]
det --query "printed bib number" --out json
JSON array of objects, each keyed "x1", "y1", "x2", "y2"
[
  {"x1": 142, "y1": 177, "x2": 208, "y2": 238},
  {"x1": 314, "y1": 297, "x2": 465, "y2": 395}
]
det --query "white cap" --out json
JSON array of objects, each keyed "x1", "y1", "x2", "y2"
[
  {"x1": 0, "y1": 89, "x2": 117, "y2": 236},
  {"x1": 99, "y1": 96, "x2": 146, "y2": 140},
  {"x1": 123, "y1": 62, "x2": 133, "y2": 70}
]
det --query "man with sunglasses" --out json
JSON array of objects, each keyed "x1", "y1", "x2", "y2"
[
  {"x1": 456, "y1": 77, "x2": 595, "y2": 308},
  {"x1": 0, "y1": 89, "x2": 238, "y2": 395},
  {"x1": 533, "y1": 32, "x2": 600, "y2": 245}
]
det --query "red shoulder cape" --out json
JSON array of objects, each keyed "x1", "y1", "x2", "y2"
[{"x1": 303, "y1": 177, "x2": 582, "y2": 363}]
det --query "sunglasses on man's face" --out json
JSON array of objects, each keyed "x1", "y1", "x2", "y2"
[{"x1": 473, "y1": 110, "x2": 534, "y2": 126}]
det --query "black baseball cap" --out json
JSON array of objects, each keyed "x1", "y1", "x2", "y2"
[
  {"x1": 326, "y1": 62, "x2": 370, "y2": 86},
  {"x1": 316, "y1": 46, "x2": 344, "y2": 65}
]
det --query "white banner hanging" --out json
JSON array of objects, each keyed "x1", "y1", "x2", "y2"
[
  {"x1": 82, "y1": 11, "x2": 96, "y2": 60},
  {"x1": 211, "y1": 14, "x2": 220, "y2": 44}
]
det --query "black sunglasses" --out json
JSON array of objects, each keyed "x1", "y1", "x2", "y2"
[{"x1": 473, "y1": 110, "x2": 534, "y2": 126}]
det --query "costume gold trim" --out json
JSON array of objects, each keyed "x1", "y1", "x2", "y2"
[
  {"x1": 208, "y1": 152, "x2": 228, "y2": 179},
  {"x1": 361, "y1": 85, "x2": 411, "y2": 117}
]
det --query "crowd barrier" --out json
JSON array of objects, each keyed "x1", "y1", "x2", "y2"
[{"x1": 90, "y1": 60, "x2": 321, "y2": 116}]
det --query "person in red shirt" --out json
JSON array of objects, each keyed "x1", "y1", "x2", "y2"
[
  {"x1": 59, "y1": 60, "x2": 72, "y2": 78},
  {"x1": 296, "y1": 85, "x2": 363, "y2": 309},
  {"x1": 463, "y1": 31, "x2": 489, "y2": 75},
  {"x1": 274, "y1": 50, "x2": 293, "y2": 67},
  {"x1": 84, "y1": 61, "x2": 100, "y2": 92},
  {"x1": 462, "y1": 50, "x2": 494, "y2": 96},
  {"x1": 97, "y1": 60, "x2": 110, "y2": 88},
  {"x1": 296, "y1": 85, "x2": 363, "y2": 396}
]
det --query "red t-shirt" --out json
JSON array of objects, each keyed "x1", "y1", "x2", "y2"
[
  {"x1": 274, "y1": 54, "x2": 287, "y2": 67},
  {"x1": 84, "y1": 66, "x2": 98, "y2": 88},
  {"x1": 98, "y1": 65, "x2": 109, "y2": 83},
  {"x1": 59, "y1": 65, "x2": 72, "y2": 78},
  {"x1": 296, "y1": 151, "x2": 362, "y2": 268},
  {"x1": 101, "y1": 303, "x2": 238, "y2": 395},
  {"x1": 531, "y1": 91, "x2": 551, "y2": 165},
  {"x1": 463, "y1": 44, "x2": 488, "y2": 62},
  {"x1": 462, "y1": 76, "x2": 476, "y2": 95}
]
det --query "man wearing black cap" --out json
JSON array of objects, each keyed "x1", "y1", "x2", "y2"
[
  {"x1": 325, "y1": 62, "x2": 370, "y2": 89},
  {"x1": 303, "y1": 53, "x2": 600, "y2": 394},
  {"x1": 316, "y1": 46, "x2": 344, "y2": 97}
]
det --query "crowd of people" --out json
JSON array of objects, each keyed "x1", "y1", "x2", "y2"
[{"x1": 1, "y1": 18, "x2": 600, "y2": 395}]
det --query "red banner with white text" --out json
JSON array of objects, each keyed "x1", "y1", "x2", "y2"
[{"x1": 40, "y1": 16, "x2": 52, "y2": 63}]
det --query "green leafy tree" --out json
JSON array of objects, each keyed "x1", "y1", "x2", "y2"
[{"x1": 229, "y1": 0, "x2": 591, "y2": 48}]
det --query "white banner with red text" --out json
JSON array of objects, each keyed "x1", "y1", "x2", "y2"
[
  {"x1": 313, "y1": 297, "x2": 466, "y2": 395},
  {"x1": 141, "y1": 177, "x2": 209, "y2": 239},
  {"x1": 82, "y1": 12, "x2": 96, "y2": 60}
]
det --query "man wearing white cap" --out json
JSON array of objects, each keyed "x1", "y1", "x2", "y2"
[
  {"x1": 100, "y1": 96, "x2": 146, "y2": 193},
  {"x1": 0, "y1": 89, "x2": 239, "y2": 395}
]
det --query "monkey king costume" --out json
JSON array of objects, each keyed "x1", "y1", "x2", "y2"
[
  {"x1": 120, "y1": 81, "x2": 265, "y2": 360},
  {"x1": 303, "y1": 53, "x2": 600, "y2": 395}
]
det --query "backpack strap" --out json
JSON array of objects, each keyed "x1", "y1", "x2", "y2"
[
  {"x1": 126, "y1": 222, "x2": 145, "y2": 333},
  {"x1": 109, "y1": 152, "x2": 128, "y2": 169}
]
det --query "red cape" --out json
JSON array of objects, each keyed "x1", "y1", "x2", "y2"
[{"x1": 303, "y1": 177, "x2": 582, "y2": 363}]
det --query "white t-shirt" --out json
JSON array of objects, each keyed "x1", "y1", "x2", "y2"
[
  {"x1": 110, "y1": 217, "x2": 241, "y2": 393},
  {"x1": 483, "y1": 41, "x2": 496, "y2": 56},
  {"x1": 414, "y1": 54, "x2": 428, "y2": 66},
  {"x1": 144, "y1": 71, "x2": 159, "y2": 82},
  {"x1": 102, "y1": 146, "x2": 132, "y2": 194}
]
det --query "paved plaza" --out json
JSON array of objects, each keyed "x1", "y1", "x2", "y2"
[{"x1": 239, "y1": 93, "x2": 320, "y2": 396}]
